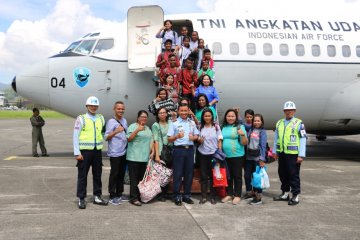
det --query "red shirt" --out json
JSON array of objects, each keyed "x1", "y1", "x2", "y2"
[
  {"x1": 179, "y1": 68, "x2": 197, "y2": 95},
  {"x1": 160, "y1": 67, "x2": 181, "y2": 87},
  {"x1": 156, "y1": 51, "x2": 180, "y2": 70}
]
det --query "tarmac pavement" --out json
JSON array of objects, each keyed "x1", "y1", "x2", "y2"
[{"x1": 0, "y1": 118, "x2": 360, "y2": 240}]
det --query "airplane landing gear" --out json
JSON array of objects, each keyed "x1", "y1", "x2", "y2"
[{"x1": 316, "y1": 135, "x2": 327, "y2": 141}]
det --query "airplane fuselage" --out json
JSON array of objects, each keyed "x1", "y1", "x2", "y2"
[{"x1": 13, "y1": 7, "x2": 360, "y2": 135}]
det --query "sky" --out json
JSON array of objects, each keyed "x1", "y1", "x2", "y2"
[{"x1": 0, "y1": 0, "x2": 359, "y2": 85}]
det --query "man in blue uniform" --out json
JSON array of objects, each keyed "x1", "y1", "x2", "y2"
[
  {"x1": 273, "y1": 101, "x2": 307, "y2": 206},
  {"x1": 73, "y1": 96, "x2": 108, "y2": 209}
]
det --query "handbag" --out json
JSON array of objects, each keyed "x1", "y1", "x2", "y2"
[
  {"x1": 158, "y1": 124, "x2": 173, "y2": 165},
  {"x1": 138, "y1": 160, "x2": 162, "y2": 203},
  {"x1": 153, "y1": 160, "x2": 173, "y2": 187},
  {"x1": 212, "y1": 167, "x2": 228, "y2": 187},
  {"x1": 247, "y1": 148, "x2": 260, "y2": 157}
]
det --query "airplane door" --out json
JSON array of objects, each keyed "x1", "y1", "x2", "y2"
[{"x1": 127, "y1": 5, "x2": 163, "y2": 72}]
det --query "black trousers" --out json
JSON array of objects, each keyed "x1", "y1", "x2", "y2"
[
  {"x1": 76, "y1": 150, "x2": 102, "y2": 199},
  {"x1": 198, "y1": 152, "x2": 215, "y2": 198},
  {"x1": 127, "y1": 160, "x2": 147, "y2": 202},
  {"x1": 225, "y1": 156, "x2": 244, "y2": 197},
  {"x1": 244, "y1": 160, "x2": 262, "y2": 193},
  {"x1": 108, "y1": 155, "x2": 127, "y2": 199},
  {"x1": 278, "y1": 152, "x2": 301, "y2": 195}
]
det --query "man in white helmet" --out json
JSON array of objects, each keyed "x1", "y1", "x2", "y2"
[
  {"x1": 272, "y1": 101, "x2": 307, "y2": 206},
  {"x1": 73, "y1": 96, "x2": 108, "y2": 209}
]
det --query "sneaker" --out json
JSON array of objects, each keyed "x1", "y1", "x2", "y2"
[
  {"x1": 232, "y1": 197, "x2": 241, "y2": 205},
  {"x1": 221, "y1": 195, "x2": 232, "y2": 203},
  {"x1": 41, "y1": 154, "x2": 50, "y2": 157},
  {"x1": 33, "y1": 154, "x2": 39, "y2": 157},
  {"x1": 109, "y1": 197, "x2": 121, "y2": 206},
  {"x1": 93, "y1": 195, "x2": 108, "y2": 205},
  {"x1": 119, "y1": 195, "x2": 129, "y2": 202},
  {"x1": 288, "y1": 195, "x2": 299, "y2": 206},
  {"x1": 273, "y1": 192, "x2": 290, "y2": 201},
  {"x1": 78, "y1": 199, "x2": 86, "y2": 209},
  {"x1": 250, "y1": 196, "x2": 263, "y2": 205}
]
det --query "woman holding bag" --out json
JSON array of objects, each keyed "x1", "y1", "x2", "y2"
[
  {"x1": 197, "y1": 108, "x2": 223, "y2": 204},
  {"x1": 126, "y1": 110, "x2": 154, "y2": 206},
  {"x1": 152, "y1": 107, "x2": 173, "y2": 201},
  {"x1": 246, "y1": 114, "x2": 267, "y2": 205}
]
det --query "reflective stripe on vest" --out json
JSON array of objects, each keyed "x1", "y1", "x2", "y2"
[
  {"x1": 276, "y1": 117, "x2": 302, "y2": 154},
  {"x1": 79, "y1": 114, "x2": 104, "y2": 150}
]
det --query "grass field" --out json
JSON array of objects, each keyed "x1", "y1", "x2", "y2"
[{"x1": 0, "y1": 110, "x2": 70, "y2": 119}]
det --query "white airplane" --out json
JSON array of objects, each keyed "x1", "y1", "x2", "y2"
[{"x1": 12, "y1": 5, "x2": 360, "y2": 137}]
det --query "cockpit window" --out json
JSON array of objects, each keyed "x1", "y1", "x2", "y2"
[
  {"x1": 93, "y1": 39, "x2": 114, "y2": 54},
  {"x1": 74, "y1": 40, "x2": 96, "y2": 55},
  {"x1": 90, "y1": 32, "x2": 100, "y2": 37},
  {"x1": 82, "y1": 33, "x2": 91, "y2": 38},
  {"x1": 64, "y1": 41, "x2": 81, "y2": 52}
]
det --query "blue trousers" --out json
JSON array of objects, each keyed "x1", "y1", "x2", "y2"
[
  {"x1": 278, "y1": 152, "x2": 301, "y2": 195},
  {"x1": 172, "y1": 147, "x2": 194, "y2": 200}
]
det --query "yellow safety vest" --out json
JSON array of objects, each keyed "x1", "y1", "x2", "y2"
[
  {"x1": 276, "y1": 117, "x2": 302, "y2": 154},
  {"x1": 79, "y1": 114, "x2": 105, "y2": 150}
]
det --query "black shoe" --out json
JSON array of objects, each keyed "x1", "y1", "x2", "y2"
[
  {"x1": 273, "y1": 192, "x2": 290, "y2": 201},
  {"x1": 93, "y1": 195, "x2": 108, "y2": 205},
  {"x1": 78, "y1": 199, "x2": 86, "y2": 209},
  {"x1": 288, "y1": 195, "x2": 299, "y2": 206},
  {"x1": 199, "y1": 197, "x2": 207, "y2": 204},
  {"x1": 130, "y1": 200, "x2": 142, "y2": 206},
  {"x1": 182, "y1": 198, "x2": 194, "y2": 204},
  {"x1": 41, "y1": 154, "x2": 50, "y2": 157},
  {"x1": 174, "y1": 199, "x2": 182, "y2": 206},
  {"x1": 33, "y1": 154, "x2": 39, "y2": 157},
  {"x1": 210, "y1": 198, "x2": 216, "y2": 205}
]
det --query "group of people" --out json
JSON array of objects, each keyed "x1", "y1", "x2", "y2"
[
  {"x1": 71, "y1": 20, "x2": 306, "y2": 209},
  {"x1": 73, "y1": 94, "x2": 307, "y2": 209}
]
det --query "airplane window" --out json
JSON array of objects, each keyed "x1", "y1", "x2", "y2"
[
  {"x1": 311, "y1": 45, "x2": 321, "y2": 57},
  {"x1": 296, "y1": 44, "x2": 305, "y2": 56},
  {"x1": 247, "y1": 43, "x2": 256, "y2": 55},
  {"x1": 263, "y1": 43, "x2": 272, "y2": 56},
  {"x1": 357, "y1": 46, "x2": 360, "y2": 57},
  {"x1": 342, "y1": 45, "x2": 351, "y2": 57},
  {"x1": 74, "y1": 40, "x2": 96, "y2": 55},
  {"x1": 327, "y1": 45, "x2": 336, "y2": 57},
  {"x1": 230, "y1": 43, "x2": 239, "y2": 55},
  {"x1": 279, "y1": 44, "x2": 289, "y2": 56},
  {"x1": 212, "y1": 42, "x2": 222, "y2": 55},
  {"x1": 64, "y1": 41, "x2": 81, "y2": 52},
  {"x1": 93, "y1": 39, "x2": 114, "y2": 54}
]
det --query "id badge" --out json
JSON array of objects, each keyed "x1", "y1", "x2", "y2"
[{"x1": 290, "y1": 135, "x2": 297, "y2": 143}]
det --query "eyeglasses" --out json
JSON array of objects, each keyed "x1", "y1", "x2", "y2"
[{"x1": 159, "y1": 112, "x2": 167, "y2": 114}]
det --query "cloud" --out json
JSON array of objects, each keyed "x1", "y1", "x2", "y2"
[{"x1": 0, "y1": 0, "x2": 123, "y2": 83}]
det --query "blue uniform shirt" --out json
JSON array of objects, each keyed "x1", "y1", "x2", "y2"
[{"x1": 167, "y1": 117, "x2": 199, "y2": 146}]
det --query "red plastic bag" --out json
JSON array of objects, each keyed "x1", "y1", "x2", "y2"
[{"x1": 212, "y1": 168, "x2": 228, "y2": 187}]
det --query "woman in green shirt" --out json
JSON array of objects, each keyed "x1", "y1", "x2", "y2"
[
  {"x1": 126, "y1": 110, "x2": 154, "y2": 206},
  {"x1": 152, "y1": 107, "x2": 172, "y2": 201},
  {"x1": 194, "y1": 94, "x2": 217, "y2": 126},
  {"x1": 221, "y1": 109, "x2": 248, "y2": 205}
]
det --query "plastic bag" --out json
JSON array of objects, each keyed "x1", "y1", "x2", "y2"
[{"x1": 252, "y1": 166, "x2": 270, "y2": 190}]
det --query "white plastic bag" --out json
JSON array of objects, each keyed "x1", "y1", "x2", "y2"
[{"x1": 260, "y1": 167, "x2": 270, "y2": 189}]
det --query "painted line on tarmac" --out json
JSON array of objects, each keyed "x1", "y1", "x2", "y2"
[{"x1": 4, "y1": 156, "x2": 40, "y2": 161}]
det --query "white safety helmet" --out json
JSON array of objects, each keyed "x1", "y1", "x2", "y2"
[
  {"x1": 283, "y1": 101, "x2": 296, "y2": 110},
  {"x1": 85, "y1": 96, "x2": 100, "y2": 106}
]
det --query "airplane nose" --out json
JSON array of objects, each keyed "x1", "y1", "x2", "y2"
[
  {"x1": 12, "y1": 76, "x2": 17, "y2": 92},
  {"x1": 16, "y1": 60, "x2": 50, "y2": 107}
]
